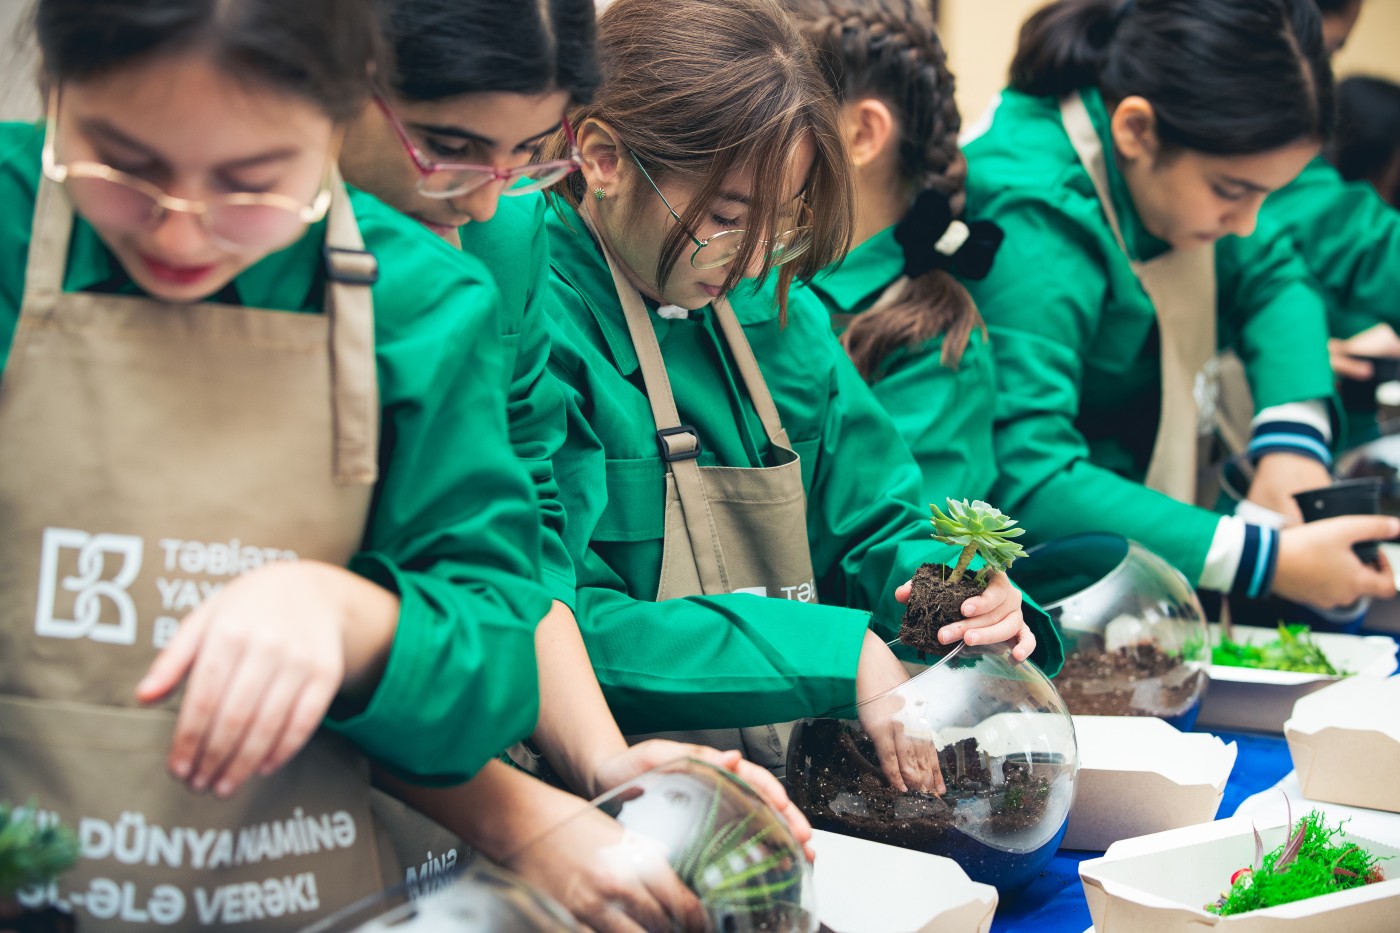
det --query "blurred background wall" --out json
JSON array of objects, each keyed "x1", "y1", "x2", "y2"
[{"x1": 1, "y1": 0, "x2": 1396, "y2": 129}]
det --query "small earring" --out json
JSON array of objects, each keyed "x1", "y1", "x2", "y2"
[{"x1": 593, "y1": 188, "x2": 607, "y2": 201}]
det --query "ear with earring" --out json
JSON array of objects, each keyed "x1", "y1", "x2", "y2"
[{"x1": 593, "y1": 188, "x2": 607, "y2": 201}]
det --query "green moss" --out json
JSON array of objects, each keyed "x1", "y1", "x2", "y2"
[
  {"x1": 1211, "y1": 625, "x2": 1347, "y2": 675},
  {"x1": 1208, "y1": 811, "x2": 1386, "y2": 916},
  {"x1": 0, "y1": 802, "x2": 79, "y2": 899}
]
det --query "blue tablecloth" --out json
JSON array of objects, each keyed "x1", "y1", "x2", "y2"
[
  {"x1": 991, "y1": 630, "x2": 1400, "y2": 933},
  {"x1": 989, "y1": 729, "x2": 1295, "y2": 933}
]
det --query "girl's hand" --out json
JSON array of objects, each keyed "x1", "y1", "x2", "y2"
[
  {"x1": 854, "y1": 630, "x2": 943, "y2": 796},
  {"x1": 135, "y1": 560, "x2": 398, "y2": 798},
  {"x1": 895, "y1": 571, "x2": 1036, "y2": 662},
  {"x1": 1247, "y1": 452, "x2": 1334, "y2": 524},
  {"x1": 1331, "y1": 323, "x2": 1400, "y2": 381},
  {"x1": 507, "y1": 802, "x2": 708, "y2": 933},
  {"x1": 1275, "y1": 516, "x2": 1400, "y2": 608},
  {"x1": 592, "y1": 742, "x2": 814, "y2": 861}
]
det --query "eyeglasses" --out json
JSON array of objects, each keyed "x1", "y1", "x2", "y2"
[
  {"x1": 41, "y1": 88, "x2": 333, "y2": 254},
  {"x1": 628, "y1": 151, "x2": 813, "y2": 271},
  {"x1": 374, "y1": 92, "x2": 581, "y2": 199}
]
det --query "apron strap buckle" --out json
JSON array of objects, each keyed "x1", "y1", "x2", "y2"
[
  {"x1": 323, "y1": 245, "x2": 380, "y2": 286},
  {"x1": 656, "y1": 425, "x2": 702, "y2": 462}
]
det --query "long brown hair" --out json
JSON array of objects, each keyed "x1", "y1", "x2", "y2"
[
  {"x1": 785, "y1": 0, "x2": 984, "y2": 379},
  {"x1": 544, "y1": 0, "x2": 853, "y2": 322}
]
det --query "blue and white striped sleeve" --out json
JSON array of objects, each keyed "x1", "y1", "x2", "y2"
[
  {"x1": 1247, "y1": 400, "x2": 1332, "y2": 468},
  {"x1": 1199, "y1": 515, "x2": 1280, "y2": 599}
]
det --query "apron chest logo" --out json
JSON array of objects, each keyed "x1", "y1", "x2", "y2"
[
  {"x1": 35, "y1": 528, "x2": 142, "y2": 644},
  {"x1": 33, "y1": 528, "x2": 298, "y2": 647}
]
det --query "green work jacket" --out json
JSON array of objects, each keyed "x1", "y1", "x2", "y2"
[
  {"x1": 535, "y1": 200, "x2": 1061, "y2": 735},
  {"x1": 810, "y1": 224, "x2": 998, "y2": 503},
  {"x1": 459, "y1": 194, "x2": 575, "y2": 607},
  {"x1": 963, "y1": 89, "x2": 1335, "y2": 585},
  {"x1": 0, "y1": 122, "x2": 550, "y2": 784},
  {"x1": 1261, "y1": 156, "x2": 1400, "y2": 341}
]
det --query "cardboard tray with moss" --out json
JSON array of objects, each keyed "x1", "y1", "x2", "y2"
[
  {"x1": 899, "y1": 499, "x2": 1027, "y2": 660},
  {"x1": 1207, "y1": 802, "x2": 1386, "y2": 916},
  {"x1": 0, "y1": 802, "x2": 78, "y2": 932},
  {"x1": 1212, "y1": 623, "x2": 1348, "y2": 675}
]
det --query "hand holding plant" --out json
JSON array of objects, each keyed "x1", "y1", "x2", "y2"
[{"x1": 898, "y1": 500, "x2": 1033, "y2": 660}]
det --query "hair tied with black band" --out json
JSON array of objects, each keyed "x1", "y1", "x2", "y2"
[{"x1": 893, "y1": 188, "x2": 1005, "y2": 281}]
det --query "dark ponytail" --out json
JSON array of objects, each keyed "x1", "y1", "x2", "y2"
[
  {"x1": 379, "y1": 0, "x2": 600, "y2": 105},
  {"x1": 1010, "y1": 0, "x2": 1335, "y2": 156},
  {"x1": 784, "y1": 0, "x2": 985, "y2": 377},
  {"x1": 35, "y1": 0, "x2": 382, "y2": 122}
]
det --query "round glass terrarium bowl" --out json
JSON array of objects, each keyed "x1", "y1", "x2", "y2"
[
  {"x1": 1011, "y1": 533, "x2": 1210, "y2": 729},
  {"x1": 785, "y1": 641, "x2": 1077, "y2": 894},
  {"x1": 298, "y1": 858, "x2": 578, "y2": 933},
  {"x1": 508, "y1": 757, "x2": 816, "y2": 933}
]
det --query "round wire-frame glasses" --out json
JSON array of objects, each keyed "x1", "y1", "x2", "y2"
[
  {"x1": 41, "y1": 88, "x2": 334, "y2": 254},
  {"x1": 628, "y1": 151, "x2": 813, "y2": 270}
]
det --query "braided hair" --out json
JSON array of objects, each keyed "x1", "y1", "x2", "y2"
[{"x1": 785, "y1": 0, "x2": 985, "y2": 379}]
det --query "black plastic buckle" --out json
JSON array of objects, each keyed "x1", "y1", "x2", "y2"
[
  {"x1": 656, "y1": 425, "x2": 702, "y2": 462},
  {"x1": 323, "y1": 245, "x2": 380, "y2": 285}
]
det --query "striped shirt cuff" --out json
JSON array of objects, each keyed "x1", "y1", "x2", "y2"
[
  {"x1": 1230, "y1": 523, "x2": 1280, "y2": 600},
  {"x1": 1248, "y1": 400, "x2": 1333, "y2": 468}
]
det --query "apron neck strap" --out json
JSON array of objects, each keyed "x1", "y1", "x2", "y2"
[
  {"x1": 1059, "y1": 91, "x2": 1133, "y2": 260},
  {"x1": 583, "y1": 207, "x2": 793, "y2": 456},
  {"x1": 319, "y1": 174, "x2": 380, "y2": 486},
  {"x1": 22, "y1": 175, "x2": 76, "y2": 312}
]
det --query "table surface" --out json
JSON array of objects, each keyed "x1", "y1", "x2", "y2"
[{"x1": 987, "y1": 624, "x2": 1400, "y2": 933}]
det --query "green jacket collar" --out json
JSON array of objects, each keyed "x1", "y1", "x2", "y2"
[
  {"x1": 1080, "y1": 87, "x2": 1171, "y2": 264},
  {"x1": 62, "y1": 200, "x2": 327, "y2": 311},
  {"x1": 810, "y1": 225, "x2": 904, "y2": 313},
  {"x1": 546, "y1": 199, "x2": 724, "y2": 376}
]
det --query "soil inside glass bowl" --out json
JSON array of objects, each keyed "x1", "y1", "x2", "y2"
[
  {"x1": 1053, "y1": 642, "x2": 1205, "y2": 722},
  {"x1": 786, "y1": 719, "x2": 1069, "y2": 892}
]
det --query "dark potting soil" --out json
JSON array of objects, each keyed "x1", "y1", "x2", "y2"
[
  {"x1": 1054, "y1": 642, "x2": 1205, "y2": 718},
  {"x1": 898, "y1": 562, "x2": 984, "y2": 659},
  {"x1": 786, "y1": 719, "x2": 1068, "y2": 892}
]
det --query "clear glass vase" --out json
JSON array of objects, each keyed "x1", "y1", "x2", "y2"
[
  {"x1": 508, "y1": 758, "x2": 817, "y2": 933},
  {"x1": 785, "y1": 641, "x2": 1077, "y2": 893},
  {"x1": 1012, "y1": 533, "x2": 1210, "y2": 728}
]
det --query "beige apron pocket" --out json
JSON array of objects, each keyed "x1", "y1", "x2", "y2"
[{"x1": 0, "y1": 694, "x2": 385, "y2": 932}]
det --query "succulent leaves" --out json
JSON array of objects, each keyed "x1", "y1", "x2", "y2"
[{"x1": 929, "y1": 499, "x2": 1028, "y2": 583}]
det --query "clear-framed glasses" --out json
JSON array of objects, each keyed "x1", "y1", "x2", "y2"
[
  {"x1": 374, "y1": 91, "x2": 581, "y2": 199},
  {"x1": 40, "y1": 87, "x2": 333, "y2": 255},
  {"x1": 628, "y1": 151, "x2": 814, "y2": 271}
]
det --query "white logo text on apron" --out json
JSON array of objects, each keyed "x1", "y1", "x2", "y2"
[{"x1": 34, "y1": 528, "x2": 298, "y2": 647}]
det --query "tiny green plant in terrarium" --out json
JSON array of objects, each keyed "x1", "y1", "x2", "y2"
[
  {"x1": 0, "y1": 801, "x2": 79, "y2": 931},
  {"x1": 899, "y1": 499, "x2": 1028, "y2": 658},
  {"x1": 672, "y1": 773, "x2": 804, "y2": 927}
]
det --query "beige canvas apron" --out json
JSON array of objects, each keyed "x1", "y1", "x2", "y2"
[
  {"x1": 1062, "y1": 92, "x2": 1243, "y2": 506},
  {"x1": 597, "y1": 246, "x2": 818, "y2": 772},
  {"x1": 0, "y1": 176, "x2": 449, "y2": 929}
]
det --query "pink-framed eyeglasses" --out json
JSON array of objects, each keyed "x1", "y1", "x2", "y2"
[{"x1": 373, "y1": 92, "x2": 581, "y2": 199}]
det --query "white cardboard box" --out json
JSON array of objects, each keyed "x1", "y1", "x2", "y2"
[
  {"x1": 1194, "y1": 625, "x2": 1397, "y2": 733},
  {"x1": 1284, "y1": 677, "x2": 1400, "y2": 813},
  {"x1": 1061, "y1": 717, "x2": 1236, "y2": 851},
  {"x1": 809, "y1": 829, "x2": 997, "y2": 933},
  {"x1": 1234, "y1": 771, "x2": 1400, "y2": 847},
  {"x1": 1078, "y1": 817, "x2": 1400, "y2": 932}
]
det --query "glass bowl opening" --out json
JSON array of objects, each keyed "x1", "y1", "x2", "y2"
[{"x1": 1011, "y1": 534, "x2": 1209, "y2": 726}]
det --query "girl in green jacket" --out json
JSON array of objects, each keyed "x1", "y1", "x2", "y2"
[
  {"x1": 1, "y1": 0, "x2": 552, "y2": 923},
  {"x1": 784, "y1": 0, "x2": 1002, "y2": 505},
  {"x1": 535, "y1": 0, "x2": 1055, "y2": 792},
  {"x1": 964, "y1": 0, "x2": 1397, "y2": 614},
  {"x1": 338, "y1": 3, "x2": 808, "y2": 927}
]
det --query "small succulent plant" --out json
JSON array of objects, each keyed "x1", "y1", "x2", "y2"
[
  {"x1": 0, "y1": 802, "x2": 78, "y2": 899},
  {"x1": 929, "y1": 499, "x2": 1027, "y2": 587}
]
